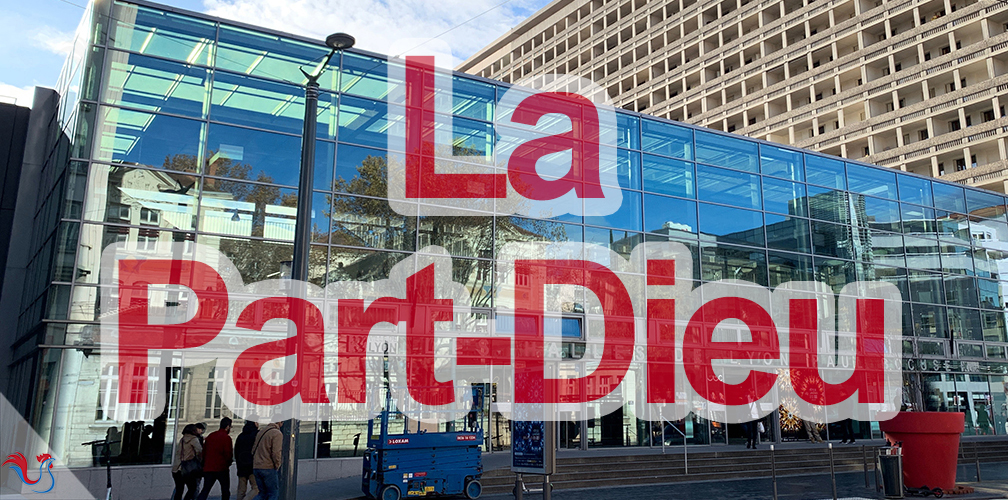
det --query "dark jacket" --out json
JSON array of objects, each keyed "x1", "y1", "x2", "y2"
[
  {"x1": 201, "y1": 428, "x2": 234, "y2": 472},
  {"x1": 234, "y1": 422, "x2": 258, "y2": 477}
]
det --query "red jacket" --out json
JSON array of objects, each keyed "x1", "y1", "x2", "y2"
[{"x1": 201, "y1": 429, "x2": 234, "y2": 472}]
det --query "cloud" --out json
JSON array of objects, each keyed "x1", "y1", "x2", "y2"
[
  {"x1": 0, "y1": 82, "x2": 36, "y2": 108},
  {"x1": 202, "y1": 0, "x2": 547, "y2": 69},
  {"x1": 31, "y1": 26, "x2": 76, "y2": 57}
]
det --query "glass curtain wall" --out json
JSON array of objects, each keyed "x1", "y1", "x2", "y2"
[{"x1": 30, "y1": 0, "x2": 1008, "y2": 466}]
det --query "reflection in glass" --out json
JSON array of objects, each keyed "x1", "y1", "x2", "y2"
[
  {"x1": 615, "y1": 113, "x2": 640, "y2": 150},
  {"x1": 805, "y1": 154, "x2": 845, "y2": 189},
  {"x1": 814, "y1": 257, "x2": 855, "y2": 293},
  {"x1": 912, "y1": 303, "x2": 949, "y2": 338},
  {"x1": 901, "y1": 204, "x2": 936, "y2": 234},
  {"x1": 330, "y1": 193, "x2": 416, "y2": 251},
  {"x1": 859, "y1": 196, "x2": 901, "y2": 232},
  {"x1": 643, "y1": 193, "x2": 696, "y2": 235},
  {"x1": 759, "y1": 144, "x2": 804, "y2": 181},
  {"x1": 200, "y1": 178, "x2": 297, "y2": 240},
  {"x1": 216, "y1": 25, "x2": 335, "y2": 90},
  {"x1": 764, "y1": 214, "x2": 811, "y2": 253},
  {"x1": 102, "y1": 50, "x2": 210, "y2": 118},
  {"x1": 207, "y1": 123, "x2": 301, "y2": 187},
  {"x1": 846, "y1": 163, "x2": 897, "y2": 199},
  {"x1": 584, "y1": 190, "x2": 642, "y2": 231},
  {"x1": 806, "y1": 186, "x2": 850, "y2": 223},
  {"x1": 495, "y1": 217, "x2": 583, "y2": 253},
  {"x1": 697, "y1": 164, "x2": 761, "y2": 210},
  {"x1": 93, "y1": 106, "x2": 204, "y2": 170},
  {"x1": 903, "y1": 234, "x2": 941, "y2": 271},
  {"x1": 944, "y1": 275, "x2": 978, "y2": 308},
  {"x1": 810, "y1": 221, "x2": 852, "y2": 259},
  {"x1": 897, "y1": 174, "x2": 933, "y2": 207},
  {"x1": 216, "y1": 237, "x2": 293, "y2": 282},
  {"x1": 701, "y1": 244, "x2": 767, "y2": 286},
  {"x1": 762, "y1": 177, "x2": 807, "y2": 216},
  {"x1": 325, "y1": 247, "x2": 409, "y2": 287},
  {"x1": 767, "y1": 251, "x2": 812, "y2": 287},
  {"x1": 980, "y1": 310, "x2": 1007, "y2": 342},
  {"x1": 698, "y1": 203, "x2": 764, "y2": 247},
  {"x1": 211, "y1": 72, "x2": 336, "y2": 138},
  {"x1": 641, "y1": 119, "x2": 692, "y2": 159},
  {"x1": 965, "y1": 189, "x2": 1006, "y2": 221},
  {"x1": 908, "y1": 269, "x2": 944, "y2": 304},
  {"x1": 948, "y1": 307, "x2": 982, "y2": 340},
  {"x1": 83, "y1": 164, "x2": 199, "y2": 231},
  {"x1": 642, "y1": 154, "x2": 694, "y2": 198},
  {"x1": 695, "y1": 130, "x2": 758, "y2": 172},
  {"x1": 110, "y1": 3, "x2": 215, "y2": 66},
  {"x1": 418, "y1": 216, "x2": 494, "y2": 259},
  {"x1": 932, "y1": 182, "x2": 966, "y2": 213}
]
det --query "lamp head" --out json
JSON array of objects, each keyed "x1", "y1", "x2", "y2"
[{"x1": 325, "y1": 33, "x2": 355, "y2": 51}]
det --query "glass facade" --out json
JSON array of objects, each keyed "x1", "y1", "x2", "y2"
[{"x1": 15, "y1": 0, "x2": 1008, "y2": 468}]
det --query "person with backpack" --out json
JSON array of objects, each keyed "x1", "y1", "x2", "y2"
[
  {"x1": 171, "y1": 424, "x2": 203, "y2": 500},
  {"x1": 234, "y1": 420, "x2": 260, "y2": 500},
  {"x1": 197, "y1": 417, "x2": 234, "y2": 500},
  {"x1": 252, "y1": 421, "x2": 283, "y2": 500}
]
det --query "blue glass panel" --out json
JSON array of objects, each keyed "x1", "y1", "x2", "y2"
[
  {"x1": 585, "y1": 190, "x2": 642, "y2": 231},
  {"x1": 451, "y1": 76, "x2": 495, "y2": 122},
  {"x1": 965, "y1": 189, "x2": 1006, "y2": 220},
  {"x1": 338, "y1": 95, "x2": 397, "y2": 150},
  {"x1": 846, "y1": 163, "x2": 897, "y2": 199},
  {"x1": 109, "y1": 2, "x2": 215, "y2": 66},
  {"x1": 642, "y1": 154, "x2": 694, "y2": 198},
  {"x1": 340, "y1": 52, "x2": 397, "y2": 101},
  {"x1": 599, "y1": 148, "x2": 641, "y2": 189},
  {"x1": 696, "y1": 164, "x2": 761, "y2": 210},
  {"x1": 810, "y1": 221, "x2": 852, "y2": 259},
  {"x1": 897, "y1": 174, "x2": 933, "y2": 206},
  {"x1": 314, "y1": 140, "x2": 334, "y2": 191},
  {"x1": 764, "y1": 214, "x2": 811, "y2": 253},
  {"x1": 102, "y1": 50, "x2": 210, "y2": 118},
  {"x1": 334, "y1": 143, "x2": 388, "y2": 195},
  {"x1": 806, "y1": 185, "x2": 850, "y2": 223},
  {"x1": 643, "y1": 193, "x2": 696, "y2": 235},
  {"x1": 768, "y1": 251, "x2": 814, "y2": 287},
  {"x1": 211, "y1": 72, "x2": 336, "y2": 138},
  {"x1": 860, "y1": 195, "x2": 901, "y2": 232},
  {"x1": 759, "y1": 144, "x2": 804, "y2": 181},
  {"x1": 904, "y1": 234, "x2": 941, "y2": 271},
  {"x1": 701, "y1": 244, "x2": 768, "y2": 286},
  {"x1": 93, "y1": 106, "x2": 204, "y2": 170},
  {"x1": 901, "y1": 204, "x2": 936, "y2": 233},
  {"x1": 814, "y1": 257, "x2": 856, "y2": 293},
  {"x1": 641, "y1": 119, "x2": 692, "y2": 159},
  {"x1": 584, "y1": 226, "x2": 642, "y2": 261},
  {"x1": 450, "y1": 116, "x2": 494, "y2": 158},
  {"x1": 932, "y1": 182, "x2": 966, "y2": 212},
  {"x1": 496, "y1": 217, "x2": 583, "y2": 251},
  {"x1": 763, "y1": 177, "x2": 807, "y2": 216},
  {"x1": 207, "y1": 123, "x2": 301, "y2": 187},
  {"x1": 805, "y1": 154, "x2": 846, "y2": 189},
  {"x1": 216, "y1": 25, "x2": 334, "y2": 90},
  {"x1": 616, "y1": 112, "x2": 639, "y2": 150},
  {"x1": 695, "y1": 130, "x2": 758, "y2": 172},
  {"x1": 698, "y1": 203, "x2": 764, "y2": 246}
]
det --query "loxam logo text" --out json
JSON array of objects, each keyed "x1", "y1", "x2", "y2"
[{"x1": 385, "y1": 54, "x2": 622, "y2": 218}]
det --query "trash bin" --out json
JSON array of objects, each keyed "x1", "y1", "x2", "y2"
[
  {"x1": 879, "y1": 412, "x2": 964, "y2": 491},
  {"x1": 878, "y1": 449, "x2": 904, "y2": 499}
]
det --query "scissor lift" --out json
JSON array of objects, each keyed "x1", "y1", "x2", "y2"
[{"x1": 362, "y1": 388, "x2": 484, "y2": 500}]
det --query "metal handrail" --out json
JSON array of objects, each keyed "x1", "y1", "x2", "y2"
[{"x1": 659, "y1": 411, "x2": 688, "y2": 474}]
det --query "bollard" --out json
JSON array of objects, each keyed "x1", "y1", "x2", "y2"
[
  {"x1": 829, "y1": 443, "x2": 838, "y2": 500},
  {"x1": 975, "y1": 444, "x2": 981, "y2": 482},
  {"x1": 770, "y1": 444, "x2": 778, "y2": 500},
  {"x1": 543, "y1": 474, "x2": 551, "y2": 500},
  {"x1": 863, "y1": 444, "x2": 869, "y2": 488},
  {"x1": 514, "y1": 473, "x2": 523, "y2": 500}
]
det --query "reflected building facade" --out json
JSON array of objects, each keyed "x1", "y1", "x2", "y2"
[{"x1": 3, "y1": 0, "x2": 1008, "y2": 477}]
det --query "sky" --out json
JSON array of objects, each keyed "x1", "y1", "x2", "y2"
[{"x1": 0, "y1": 0, "x2": 551, "y2": 108}]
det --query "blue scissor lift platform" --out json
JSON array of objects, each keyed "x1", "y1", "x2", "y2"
[{"x1": 362, "y1": 388, "x2": 484, "y2": 500}]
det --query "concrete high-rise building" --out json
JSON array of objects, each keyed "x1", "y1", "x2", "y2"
[{"x1": 459, "y1": 0, "x2": 1008, "y2": 192}]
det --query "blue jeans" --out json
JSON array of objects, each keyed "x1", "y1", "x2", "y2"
[{"x1": 253, "y1": 469, "x2": 280, "y2": 500}]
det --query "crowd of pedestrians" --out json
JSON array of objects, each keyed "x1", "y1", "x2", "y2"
[{"x1": 170, "y1": 417, "x2": 284, "y2": 500}]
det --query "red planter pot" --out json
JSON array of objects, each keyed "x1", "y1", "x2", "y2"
[{"x1": 878, "y1": 412, "x2": 965, "y2": 491}]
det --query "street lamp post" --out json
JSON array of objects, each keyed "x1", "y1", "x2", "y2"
[{"x1": 283, "y1": 32, "x2": 355, "y2": 500}]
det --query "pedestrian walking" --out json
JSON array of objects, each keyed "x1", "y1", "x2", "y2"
[
  {"x1": 746, "y1": 398, "x2": 760, "y2": 449},
  {"x1": 802, "y1": 418, "x2": 824, "y2": 443},
  {"x1": 197, "y1": 417, "x2": 234, "y2": 500},
  {"x1": 171, "y1": 424, "x2": 203, "y2": 500},
  {"x1": 235, "y1": 420, "x2": 260, "y2": 500},
  {"x1": 839, "y1": 419, "x2": 856, "y2": 444},
  {"x1": 252, "y1": 421, "x2": 283, "y2": 500}
]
